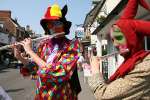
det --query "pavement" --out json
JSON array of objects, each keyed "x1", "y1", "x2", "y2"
[
  {"x1": 0, "y1": 67, "x2": 96, "y2": 100},
  {"x1": 78, "y1": 72, "x2": 96, "y2": 100},
  {"x1": 0, "y1": 68, "x2": 35, "y2": 100}
]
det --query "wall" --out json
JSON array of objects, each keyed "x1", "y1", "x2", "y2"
[
  {"x1": 105, "y1": 0, "x2": 121, "y2": 14},
  {"x1": 0, "y1": 11, "x2": 17, "y2": 36}
]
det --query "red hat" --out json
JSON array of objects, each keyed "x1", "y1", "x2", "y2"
[
  {"x1": 115, "y1": 0, "x2": 150, "y2": 54},
  {"x1": 119, "y1": 0, "x2": 150, "y2": 19}
]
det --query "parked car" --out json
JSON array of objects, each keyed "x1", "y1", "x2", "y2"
[{"x1": 0, "y1": 49, "x2": 15, "y2": 67}]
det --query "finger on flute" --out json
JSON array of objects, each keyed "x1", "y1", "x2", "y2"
[{"x1": 0, "y1": 32, "x2": 65, "y2": 51}]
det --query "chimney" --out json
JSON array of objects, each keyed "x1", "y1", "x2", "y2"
[{"x1": 26, "y1": 25, "x2": 30, "y2": 31}]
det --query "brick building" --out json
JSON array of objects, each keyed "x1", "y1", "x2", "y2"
[
  {"x1": 0, "y1": 10, "x2": 29, "y2": 41},
  {"x1": 0, "y1": 10, "x2": 31, "y2": 66}
]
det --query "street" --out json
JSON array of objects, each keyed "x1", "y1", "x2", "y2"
[
  {"x1": 0, "y1": 67, "x2": 35, "y2": 100},
  {"x1": 0, "y1": 65, "x2": 95, "y2": 100}
]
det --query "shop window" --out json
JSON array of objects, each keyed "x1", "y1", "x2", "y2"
[
  {"x1": 144, "y1": 36, "x2": 150, "y2": 50},
  {"x1": 102, "y1": 45, "x2": 107, "y2": 56}
]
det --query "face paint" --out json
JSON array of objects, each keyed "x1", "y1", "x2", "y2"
[
  {"x1": 111, "y1": 28, "x2": 126, "y2": 44},
  {"x1": 110, "y1": 25, "x2": 129, "y2": 55}
]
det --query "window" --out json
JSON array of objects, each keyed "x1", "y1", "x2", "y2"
[
  {"x1": 0, "y1": 23, "x2": 3, "y2": 28},
  {"x1": 144, "y1": 36, "x2": 150, "y2": 50}
]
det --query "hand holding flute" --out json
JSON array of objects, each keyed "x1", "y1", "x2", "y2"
[
  {"x1": 11, "y1": 32, "x2": 65, "y2": 67},
  {"x1": 89, "y1": 56, "x2": 100, "y2": 74},
  {"x1": 0, "y1": 32, "x2": 65, "y2": 51},
  {"x1": 89, "y1": 49, "x2": 129, "y2": 75}
]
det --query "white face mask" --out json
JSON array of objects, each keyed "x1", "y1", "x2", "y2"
[{"x1": 49, "y1": 29, "x2": 55, "y2": 35}]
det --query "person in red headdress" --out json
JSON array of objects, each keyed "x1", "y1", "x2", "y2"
[
  {"x1": 12, "y1": 3, "x2": 81, "y2": 100},
  {"x1": 88, "y1": 0, "x2": 150, "y2": 99}
]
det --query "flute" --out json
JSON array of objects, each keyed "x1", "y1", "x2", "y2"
[
  {"x1": 98, "y1": 49, "x2": 129, "y2": 60},
  {"x1": 0, "y1": 32, "x2": 65, "y2": 51}
]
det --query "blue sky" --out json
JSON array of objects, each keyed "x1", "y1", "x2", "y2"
[{"x1": 0, "y1": 0, "x2": 91, "y2": 39}]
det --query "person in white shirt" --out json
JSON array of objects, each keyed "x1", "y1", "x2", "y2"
[
  {"x1": 82, "y1": 60, "x2": 92, "y2": 83},
  {"x1": 77, "y1": 54, "x2": 84, "y2": 71}
]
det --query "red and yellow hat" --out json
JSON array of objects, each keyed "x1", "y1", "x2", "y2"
[
  {"x1": 41, "y1": 4, "x2": 62, "y2": 21},
  {"x1": 40, "y1": 4, "x2": 72, "y2": 35}
]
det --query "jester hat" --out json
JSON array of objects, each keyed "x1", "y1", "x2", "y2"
[
  {"x1": 115, "y1": 0, "x2": 150, "y2": 54},
  {"x1": 40, "y1": 4, "x2": 72, "y2": 35},
  {"x1": 109, "y1": 0, "x2": 150, "y2": 82}
]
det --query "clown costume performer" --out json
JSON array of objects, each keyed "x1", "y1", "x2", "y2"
[
  {"x1": 13, "y1": 4, "x2": 81, "y2": 100},
  {"x1": 88, "y1": 0, "x2": 150, "y2": 99}
]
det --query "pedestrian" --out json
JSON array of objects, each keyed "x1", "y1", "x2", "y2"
[
  {"x1": 77, "y1": 53, "x2": 84, "y2": 71},
  {"x1": 12, "y1": 3, "x2": 81, "y2": 99},
  {"x1": 88, "y1": 0, "x2": 150, "y2": 99},
  {"x1": 81, "y1": 60, "x2": 92, "y2": 83}
]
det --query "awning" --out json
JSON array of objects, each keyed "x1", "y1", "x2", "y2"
[
  {"x1": 92, "y1": 0, "x2": 128, "y2": 35},
  {"x1": 81, "y1": 38, "x2": 90, "y2": 46}
]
